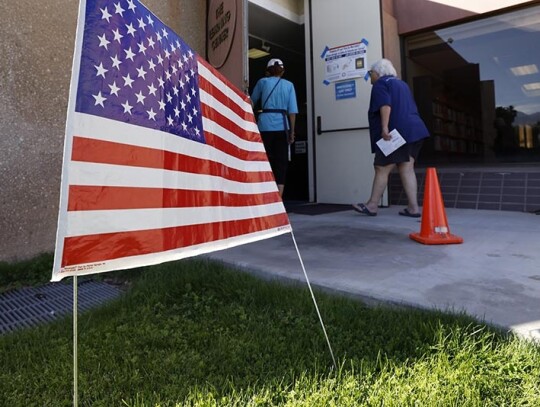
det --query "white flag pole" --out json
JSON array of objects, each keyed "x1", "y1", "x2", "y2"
[
  {"x1": 73, "y1": 276, "x2": 78, "y2": 407},
  {"x1": 290, "y1": 230, "x2": 338, "y2": 370}
]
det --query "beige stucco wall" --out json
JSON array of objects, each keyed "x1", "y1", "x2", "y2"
[
  {"x1": 0, "y1": 0, "x2": 206, "y2": 262},
  {"x1": 381, "y1": 0, "x2": 400, "y2": 74}
]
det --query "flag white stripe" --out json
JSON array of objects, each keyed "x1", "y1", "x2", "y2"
[
  {"x1": 197, "y1": 62, "x2": 253, "y2": 113},
  {"x1": 199, "y1": 89, "x2": 260, "y2": 133},
  {"x1": 66, "y1": 202, "x2": 286, "y2": 237},
  {"x1": 73, "y1": 113, "x2": 268, "y2": 171},
  {"x1": 68, "y1": 161, "x2": 278, "y2": 193}
]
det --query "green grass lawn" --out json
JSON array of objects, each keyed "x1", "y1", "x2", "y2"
[
  {"x1": 1, "y1": 258, "x2": 539, "y2": 406},
  {"x1": 0, "y1": 252, "x2": 55, "y2": 293}
]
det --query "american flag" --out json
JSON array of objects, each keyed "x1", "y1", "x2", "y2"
[{"x1": 52, "y1": 0, "x2": 291, "y2": 281}]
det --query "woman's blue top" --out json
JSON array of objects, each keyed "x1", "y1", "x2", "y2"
[{"x1": 368, "y1": 75, "x2": 429, "y2": 153}]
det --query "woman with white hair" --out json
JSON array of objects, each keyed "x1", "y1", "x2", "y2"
[{"x1": 352, "y1": 58, "x2": 429, "y2": 217}]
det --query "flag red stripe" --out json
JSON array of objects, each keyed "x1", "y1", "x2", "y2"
[
  {"x1": 200, "y1": 104, "x2": 263, "y2": 147},
  {"x1": 61, "y1": 212, "x2": 290, "y2": 266},
  {"x1": 198, "y1": 74, "x2": 257, "y2": 128},
  {"x1": 67, "y1": 185, "x2": 281, "y2": 211},
  {"x1": 71, "y1": 136, "x2": 274, "y2": 183},
  {"x1": 203, "y1": 131, "x2": 268, "y2": 162}
]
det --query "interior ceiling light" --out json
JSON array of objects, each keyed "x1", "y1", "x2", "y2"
[
  {"x1": 248, "y1": 48, "x2": 270, "y2": 59},
  {"x1": 523, "y1": 82, "x2": 540, "y2": 91},
  {"x1": 511, "y1": 64, "x2": 539, "y2": 76}
]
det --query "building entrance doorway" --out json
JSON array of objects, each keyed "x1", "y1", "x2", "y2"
[{"x1": 247, "y1": 2, "x2": 308, "y2": 201}]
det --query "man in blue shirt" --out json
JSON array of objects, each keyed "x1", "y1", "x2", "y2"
[
  {"x1": 353, "y1": 58, "x2": 429, "y2": 217},
  {"x1": 251, "y1": 58, "x2": 298, "y2": 197}
]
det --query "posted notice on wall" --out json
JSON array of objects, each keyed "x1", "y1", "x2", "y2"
[{"x1": 321, "y1": 39, "x2": 368, "y2": 84}]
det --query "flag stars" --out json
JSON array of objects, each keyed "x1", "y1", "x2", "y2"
[
  {"x1": 135, "y1": 91, "x2": 146, "y2": 105},
  {"x1": 94, "y1": 62, "x2": 108, "y2": 78},
  {"x1": 112, "y1": 28, "x2": 123, "y2": 43},
  {"x1": 110, "y1": 54, "x2": 122, "y2": 70},
  {"x1": 147, "y1": 108, "x2": 157, "y2": 120},
  {"x1": 125, "y1": 23, "x2": 137, "y2": 37},
  {"x1": 147, "y1": 83, "x2": 157, "y2": 96},
  {"x1": 137, "y1": 17, "x2": 147, "y2": 30},
  {"x1": 100, "y1": 7, "x2": 112, "y2": 22},
  {"x1": 121, "y1": 100, "x2": 133, "y2": 114},
  {"x1": 122, "y1": 73, "x2": 134, "y2": 88},
  {"x1": 138, "y1": 42, "x2": 147, "y2": 55},
  {"x1": 114, "y1": 2, "x2": 125, "y2": 16},
  {"x1": 79, "y1": 8, "x2": 204, "y2": 138},
  {"x1": 124, "y1": 47, "x2": 136, "y2": 61},
  {"x1": 136, "y1": 65, "x2": 147, "y2": 79},
  {"x1": 108, "y1": 81, "x2": 121, "y2": 96},
  {"x1": 98, "y1": 34, "x2": 110, "y2": 49},
  {"x1": 93, "y1": 91, "x2": 107, "y2": 107}
]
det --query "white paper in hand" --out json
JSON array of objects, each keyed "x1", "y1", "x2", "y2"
[{"x1": 376, "y1": 129, "x2": 406, "y2": 156}]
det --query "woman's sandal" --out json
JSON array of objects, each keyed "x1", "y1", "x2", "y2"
[{"x1": 352, "y1": 203, "x2": 377, "y2": 216}]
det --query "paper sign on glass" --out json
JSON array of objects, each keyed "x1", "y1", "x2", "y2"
[{"x1": 376, "y1": 129, "x2": 406, "y2": 156}]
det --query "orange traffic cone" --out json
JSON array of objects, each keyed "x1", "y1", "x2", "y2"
[{"x1": 409, "y1": 167, "x2": 463, "y2": 245}]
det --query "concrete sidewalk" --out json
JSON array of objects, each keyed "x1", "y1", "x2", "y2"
[{"x1": 206, "y1": 206, "x2": 540, "y2": 340}]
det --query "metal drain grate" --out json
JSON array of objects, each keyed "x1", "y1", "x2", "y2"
[{"x1": 0, "y1": 280, "x2": 124, "y2": 335}]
